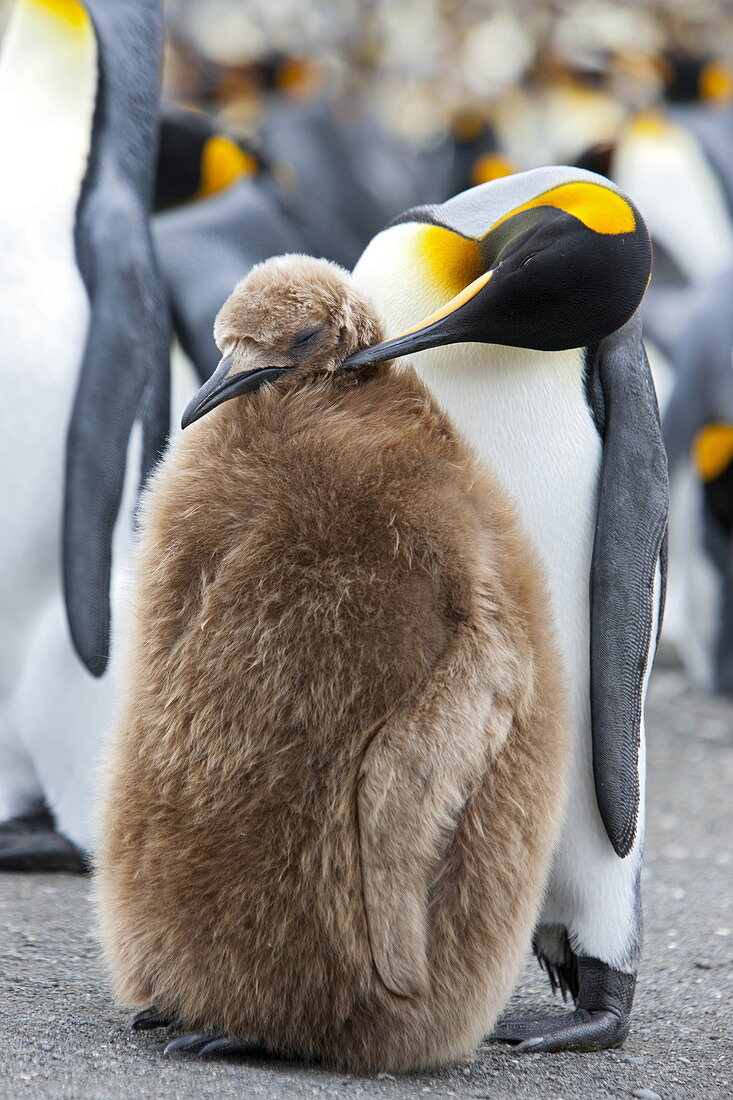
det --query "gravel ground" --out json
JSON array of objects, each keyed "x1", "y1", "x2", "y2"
[{"x1": 0, "y1": 668, "x2": 731, "y2": 1100}]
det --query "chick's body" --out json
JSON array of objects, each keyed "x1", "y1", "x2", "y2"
[{"x1": 97, "y1": 258, "x2": 568, "y2": 1073}]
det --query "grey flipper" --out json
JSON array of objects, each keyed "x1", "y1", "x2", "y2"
[
  {"x1": 154, "y1": 175, "x2": 360, "y2": 383},
  {"x1": 65, "y1": 0, "x2": 170, "y2": 677},
  {"x1": 585, "y1": 313, "x2": 669, "y2": 857}
]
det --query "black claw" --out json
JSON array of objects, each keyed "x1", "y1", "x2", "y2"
[
  {"x1": 127, "y1": 1007, "x2": 173, "y2": 1032},
  {"x1": 533, "y1": 929, "x2": 579, "y2": 1003},
  {"x1": 163, "y1": 1030, "x2": 266, "y2": 1059},
  {"x1": 492, "y1": 956, "x2": 636, "y2": 1053},
  {"x1": 164, "y1": 1031, "x2": 217, "y2": 1056},
  {"x1": 198, "y1": 1042, "x2": 267, "y2": 1060},
  {"x1": 198, "y1": 1038, "x2": 236, "y2": 1057},
  {"x1": 198, "y1": 1037, "x2": 266, "y2": 1058}
]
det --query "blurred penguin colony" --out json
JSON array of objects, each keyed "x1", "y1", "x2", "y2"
[
  {"x1": 144, "y1": 0, "x2": 731, "y2": 694},
  {"x1": 0, "y1": 0, "x2": 731, "y2": 874},
  {"x1": 150, "y1": 0, "x2": 733, "y2": 695}
]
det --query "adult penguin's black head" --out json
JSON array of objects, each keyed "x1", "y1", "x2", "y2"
[
  {"x1": 345, "y1": 166, "x2": 652, "y2": 368},
  {"x1": 661, "y1": 52, "x2": 733, "y2": 105},
  {"x1": 154, "y1": 104, "x2": 261, "y2": 212}
]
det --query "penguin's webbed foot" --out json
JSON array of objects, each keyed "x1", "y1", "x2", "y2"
[
  {"x1": 164, "y1": 1030, "x2": 266, "y2": 1059},
  {"x1": 0, "y1": 808, "x2": 88, "y2": 873},
  {"x1": 491, "y1": 956, "x2": 635, "y2": 1053},
  {"x1": 491, "y1": 1005, "x2": 628, "y2": 1052},
  {"x1": 127, "y1": 1006, "x2": 175, "y2": 1032}
]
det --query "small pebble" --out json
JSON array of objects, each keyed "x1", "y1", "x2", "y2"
[
  {"x1": 632, "y1": 1090, "x2": 661, "y2": 1100},
  {"x1": 622, "y1": 1055, "x2": 645, "y2": 1066},
  {"x1": 376, "y1": 1072, "x2": 395, "y2": 1081},
  {"x1": 694, "y1": 959, "x2": 713, "y2": 969}
]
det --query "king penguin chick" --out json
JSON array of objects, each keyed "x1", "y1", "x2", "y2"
[{"x1": 96, "y1": 256, "x2": 568, "y2": 1074}]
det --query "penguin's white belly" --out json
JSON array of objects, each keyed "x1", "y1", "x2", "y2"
[
  {"x1": 0, "y1": 236, "x2": 88, "y2": 691},
  {"x1": 0, "y1": 0, "x2": 97, "y2": 684},
  {"x1": 406, "y1": 342, "x2": 644, "y2": 969},
  {"x1": 0, "y1": 211, "x2": 94, "y2": 832},
  {"x1": 407, "y1": 343, "x2": 599, "y2": 676}
]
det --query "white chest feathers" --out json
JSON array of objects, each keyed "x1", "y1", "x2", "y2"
[
  {"x1": 406, "y1": 344, "x2": 602, "y2": 665},
  {"x1": 0, "y1": 0, "x2": 98, "y2": 650}
]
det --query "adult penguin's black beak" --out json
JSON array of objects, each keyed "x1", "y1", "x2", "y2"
[
  {"x1": 181, "y1": 353, "x2": 288, "y2": 428},
  {"x1": 343, "y1": 271, "x2": 494, "y2": 369}
]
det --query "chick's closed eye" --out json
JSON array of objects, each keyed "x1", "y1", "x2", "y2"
[{"x1": 291, "y1": 325, "x2": 325, "y2": 353}]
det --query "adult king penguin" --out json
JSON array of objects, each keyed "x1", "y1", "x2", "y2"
[
  {"x1": 0, "y1": 0, "x2": 168, "y2": 869},
  {"x1": 347, "y1": 166, "x2": 668, "y2": 1052}
]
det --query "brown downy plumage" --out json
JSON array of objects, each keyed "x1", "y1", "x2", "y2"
[{"x1": 95, "y1": 254, "x2": 569, "y2": 1073}]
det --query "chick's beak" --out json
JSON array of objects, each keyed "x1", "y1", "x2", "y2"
[{"x1": 181, "y1": 353, "x2": 288, "y2": 428}]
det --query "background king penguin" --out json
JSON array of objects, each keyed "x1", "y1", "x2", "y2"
[
  {"x1": 0, "y1": 0, "x2": 168, "y2": 868},
  {"x1": 348, "y1": 166, "x2": 669, "y2": 1052}
]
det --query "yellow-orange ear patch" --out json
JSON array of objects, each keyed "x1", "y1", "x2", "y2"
[
  {"x1": 494, "y1": 181, "x2": 636, "y2": 237},
  {"x1": 30, "y1": 0, "x2": 90, "y2": 32},
  {"x1": 701, "y1": 61, "x2": 733, "y2": 103},
  {"x1": 693, "y1": 423, "x2": 733, "y2": 481},
  {"x1": 392, "y1": 271, "x2": 493, "y2": 339},
  {"x1": 196, "y1": 136, "x2": 257, "y2": 199},
  {"x1": 416, "y1": 224, "x2": 484, "y2": 299}
]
